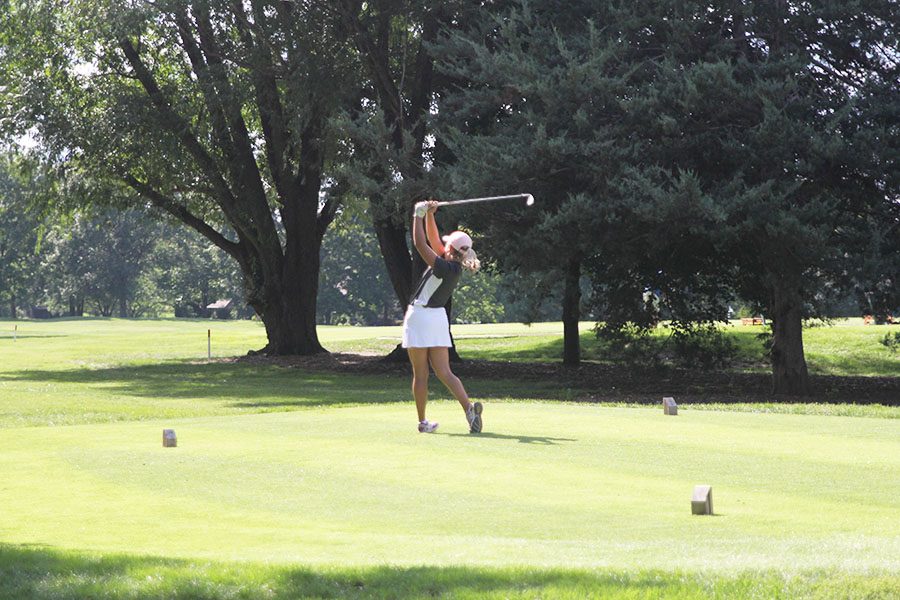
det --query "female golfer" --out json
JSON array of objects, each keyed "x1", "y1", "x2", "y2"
[{"x1": 404, "y1": 199, "x2": 483, "y2": 434}]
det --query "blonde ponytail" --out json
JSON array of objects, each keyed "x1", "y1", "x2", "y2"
[{"x1": 461, "y1": 248, "x2": 481, "y2": 272}]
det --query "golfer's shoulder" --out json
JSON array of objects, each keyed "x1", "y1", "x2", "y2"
[{"x1": 434, "y1": 256, "x2": 462, "y2": 277}]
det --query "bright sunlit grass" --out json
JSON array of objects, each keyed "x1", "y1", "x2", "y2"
[{"x1": 0, "y1": 318, "x2": 898, "y2": 598}]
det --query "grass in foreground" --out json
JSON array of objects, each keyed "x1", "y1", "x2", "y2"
[
  {"x1": 2, "y1": 405, "x2": 898, "y2": 568},
  {"x1": 2, "y1": 545, "x2": 898, "y2": 599},
  {"x1": 1, "y1": 319, "x2": 898, "y2": 598}
]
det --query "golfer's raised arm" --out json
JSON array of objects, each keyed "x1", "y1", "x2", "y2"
[
  {"x1": 412, "y1": 202, "x2": 438, "y2": 267},
  {"x1": 425, "y1": 206, "x2": 444, "y2": 254}
]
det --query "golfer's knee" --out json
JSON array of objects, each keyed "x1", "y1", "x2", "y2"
[{"x1": 432, "y1": 365, "x2": 453, "y2": 381}]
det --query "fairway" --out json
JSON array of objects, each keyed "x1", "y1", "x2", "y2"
[
  {"x1": 1, "y1": 319, "x2": 899, "y2": 597},
  {"x1": 2, "y1": 403, "x2": 899, "y2": 571}
]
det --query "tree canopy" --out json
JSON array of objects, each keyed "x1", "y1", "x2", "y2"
[{"x1": 1, "y1": 0, "x2": 897, "y2": 394}]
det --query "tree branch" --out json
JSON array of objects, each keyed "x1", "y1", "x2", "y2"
[
  {"x1": 232, "y1": 0, "x2": 295, "y2": 202},
  {"x1": 193, "y1": 3, "x2": 268, "y2": 207},
  {"x1": 116, "y1": 36, "x2": 248, "y2": 235},
  {"x1": 172, "y1": 7, "x2": 236, "y2": 167},
  {"x1": 121, "y1": 173, "x2": 244, "y2": 261},
  {"x1": 337, "y1": 0, "x2": 405, "y2": 139}
]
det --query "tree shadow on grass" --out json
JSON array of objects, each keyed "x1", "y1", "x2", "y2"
[
  {"x1": 0, "y1": 360, "x2": 564, "y2": 411},
  {"x1": 5, "y1": 543, "x2": 897, "y2": 599},
  {"x1": 0, "y1": 334, "x2": 69, "y2": 340},
  {"x1": 0, "y1": 543, "x2": 807, "y2": 599},
  {"x1": 0, "y1": 361, "x2": 409, "y2": 408}
]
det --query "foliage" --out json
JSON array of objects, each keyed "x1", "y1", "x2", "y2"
[
  {"x1": 669, "y1": 323, "x2": 737, "y2": 370},
  {"x1": 145, "y1": 220, "x2": 246, "y2": 318},
  {"x1": 452, "y1": 267, "x2": 506, "y2": 324},
  {"x1": 594, "y1": 322, "x2": 665, "y2": 368},
  {"x1": 39, "y1": 209, "x2": 160, "y2": 317},
  {"x1": 625, "y1": 0, "x2": 899, "y2": 394},
  {"x1": 434, "y1": 0, "x2": 640, "y2": 363},
  {"x1": 593, "y1": 321, "x2": 736, "y2": 371},
  {"x1": 0, "y1": 0, "x2": 359, "y2": 353},
  {"x1": 0, "y1": 155, "x2": 50, "y2": 317},
  {"x1": 318, "y1": 211, "x2": 399, "y2": 325},
  {"x1": 882, "y1": 332, "x2": 900, "y2": 354}
]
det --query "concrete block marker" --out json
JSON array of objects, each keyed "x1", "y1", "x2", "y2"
[
  {"x1": 163, "y1": 429, "x2": 178, "y2": 448},
  {"x1": 663, "y1": 396, "x2": 678, "y2": 415},
  {"x1": 692, "y1": 485, "x2": 713, "y2": 515}
]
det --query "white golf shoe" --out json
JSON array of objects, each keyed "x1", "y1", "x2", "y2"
[{"x1": 418, "y1": 420, "x2": 439, "y2": 433}]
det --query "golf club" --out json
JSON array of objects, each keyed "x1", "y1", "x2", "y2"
[{"x1": 436, "y1": 193, "x2": 535, "y2": 208}]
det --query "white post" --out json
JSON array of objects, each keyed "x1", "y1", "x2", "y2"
[{"x1": 13, "y1": 324, "x2": 17, "y2": 342}]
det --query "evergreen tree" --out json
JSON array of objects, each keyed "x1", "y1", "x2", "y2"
[
  {"x1": 628, "y1": 0, "x2": 899, "y2": 393},
  {"x1": 435, "y1": 0, "x2": 635, "y2": 364}
]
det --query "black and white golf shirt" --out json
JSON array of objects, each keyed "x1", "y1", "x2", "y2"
[{"x1": 409, "y1": 257, "x2": 462, "y2": 308}]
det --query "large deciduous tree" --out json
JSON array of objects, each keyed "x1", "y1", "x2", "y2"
[
  {"x1": 335, "y1": 1, "x2": 480, "y2": 359},
  {"x1": 1, "y1": 0, "x2": 357, "y2": 354}
]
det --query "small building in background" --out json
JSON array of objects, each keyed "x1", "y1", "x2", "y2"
[
  {"x1": 30, "y1": 306, "x2": 53, "y2": 319},
  {"x1": 206, "y1": 299, "x2": 233, "y2": 319}
]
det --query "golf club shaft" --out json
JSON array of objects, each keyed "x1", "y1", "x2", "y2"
[{"x1": 436, "y1": 193, "x2": 533, "y2": 207}]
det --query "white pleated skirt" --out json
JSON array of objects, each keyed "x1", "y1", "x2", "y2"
[{"x1": 402, "y1": 304, "x2": 452, "y2": 348}]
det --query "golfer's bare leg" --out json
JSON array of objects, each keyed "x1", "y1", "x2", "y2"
[
  {"x1": 428, "y1": 347, "x2": 472, "y2": 411},
  {"x1": 408, "y1": 347, "x2": 431, "y2": 422}
]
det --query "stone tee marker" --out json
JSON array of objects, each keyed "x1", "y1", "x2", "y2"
[
  {"x1": 663, "y1": 397, "x2": 678, "y2": 415},
  {"x1": 692, "y1": 485, "x2": 713, "y2": 515},
  {"x1": 163, "y1": 429, "x2": 177, "y2": 448}
]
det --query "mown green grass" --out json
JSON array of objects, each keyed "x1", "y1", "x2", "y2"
[
  {"x1": 2, "y1": 317, "x2": 898, "y2": 376},
  {"x1": 0, "y1": 319, "x2": 577, "y2": 429},
  {"x1": 1, "y1": 318, "x2": 898, "y2": 598},
  {"x1": 1, "y1": 318, "x2": 897, "y2": 429},
  {"x1": 309, "y1": 318, "x2": 899, "y2": 377},
  {"x1": 2, "y1": 545, "x2": 897, "y2": 599},
  {"x1": 2, "y1": 405, "x2": 899, "y2": 598}
]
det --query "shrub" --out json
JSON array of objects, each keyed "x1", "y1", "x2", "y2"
[
  {"x1": 595, "y1": 322, "x2": 665, "y2": 368},
  {"x1": 881, "y1": 332, "x2": 900, "y2": 353},
  {"x1": 669, "y1": 323, "x2": 737, "y2": 369}
]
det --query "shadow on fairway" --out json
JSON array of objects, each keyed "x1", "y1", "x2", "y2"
[
  {"x1": 3, "y1": 543, "x2": 897, "y2": 599},
  {"x1": 0, "y1": 361, "x2": 407, "y2": 408},
  {"x1": 444, "y1": 431, "x2": 577, "y2": 445},
  {"x1": 0, "y1": 360, "x2": 565, "y2": 409},
  {"x1": 0, "y1": 334, "x2": 69, "y2": 340}
]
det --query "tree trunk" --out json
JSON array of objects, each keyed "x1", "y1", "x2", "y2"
[
  {"x1": 243, "y1": 173, "x2": 327, "y2": 356},
  {"x1": 374, "y1": 214, "x2": 414, "y2": 306},
  {"x1": 562, "y1": 257, "x2": 581, "y2": 366},
  {"x1": 246, "y1": 258, "x2": 325, "y2": 356},
  {"x1": 9, "y1": 293, "x2": 16, "y2": 319},
  {"x1": 68, "y1": 295, "x2": 80, "y2": 317},
  {"x1": 377, "y1": 214, "x2": 418, "y2": 362},
  {"x1": 769, "y1": 283, "x2": 811, "y2": 395}
]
